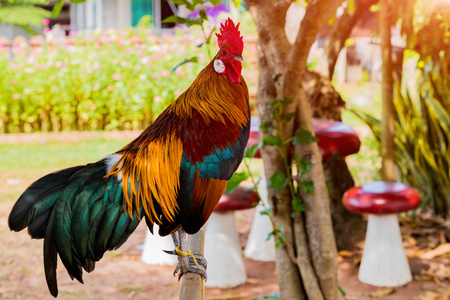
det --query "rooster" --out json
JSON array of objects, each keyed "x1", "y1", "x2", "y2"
[{"x1": 8, "y1": 18, "x2": 249, "y2": 297}]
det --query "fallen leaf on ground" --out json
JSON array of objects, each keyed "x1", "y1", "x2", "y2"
[
  {"x1": 370, "y1": 288, "x2": 395, "y2": 298},
  {"x1": 409, "y1": 248, "x2": 430, "y2": 258},
  {"x1": 338, "y1": 250, "x2": 354, "y2": 258},
  {"x1": 352, "y1": 257, "x2": 361, "y2": 267},
  {"x1": 421, "y1": 244, "x2": 450, "y2": 260},
  {"x1": 419, "y1": 291, "x2": 441, "y2": 300}
]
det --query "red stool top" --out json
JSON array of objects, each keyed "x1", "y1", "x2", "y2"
[
  {"x1": 247, "y1": 117, "x2": 361, "y2": 160},
  {"x1": 313, "y1": 118, "x2": 361, "y2": 160},
  {"x1": 215, "y1": 187, "x2": 259, "y2": 211},
  {"x1": 343, "y1": 181, "x2": 420, "y2": 214}
]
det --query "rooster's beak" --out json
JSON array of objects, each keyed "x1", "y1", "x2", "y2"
[{"x1": 234, "y1": 55, "x2": 244, "y2": 62}]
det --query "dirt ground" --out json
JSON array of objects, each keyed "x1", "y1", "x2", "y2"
[
  {"x1": 1, "y1": 198, "x2": 449, "y2": 300},
  {"x1": 1, "y1": 131, "x2": 449, "y2": 300}
]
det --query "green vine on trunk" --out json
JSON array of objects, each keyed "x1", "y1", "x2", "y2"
[{"x1": 226, "y1": 74, "x2": 318, "y2": 247}]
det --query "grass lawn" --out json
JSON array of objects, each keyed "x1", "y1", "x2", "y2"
[{"x1": 0, "y1": 136, "x2": 130, "y2": 203}]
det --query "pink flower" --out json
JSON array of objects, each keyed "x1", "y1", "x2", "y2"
[
  {"x1": 161, "y1": 70, "x2": 170, "y2": 78},
  {"x1": 134, "y1": 64, "x2": 142, "y2": 71},
  {"x1": 153, "y1": 95, "x2": 162, "y2": 103},
  {"x1": 176, "y1": 70, "x2": 184, "y2": 78},
  {"x1": 93, "y1": 62, "x2": 100, "y2": 70},
  {"x1": 175, "y1": 89, "x2": 182, "y2": 96},
  {"x1": 111, "y1": 73, "x2": 121, "y2": 80},
  {"x1": 55, "y1": 61, "x2": 64, "y2": 68},
  {"x1": 12, "y1": 93, "x2": 20, "y2": 100},
  {"x1": 151, "y1": 73, "x2": 158, "y2": 78},
  {"x1": 43, "y1": 28, "x2": 51, "y2": 35},
  {"x1": 51, "y1": 86, "x2": 58, "y2": 92},
  {"x1": 120, "y1": 61, "x2": 128, "y2": 67},
  {"x1": 107, "y1": 85, "x2": 115, "y2": 92},
  {"x1": 42, "y1": 19, "x2": 50, "y2": 25}
]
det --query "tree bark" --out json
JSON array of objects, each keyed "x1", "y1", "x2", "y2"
[
  {"x1": 244, "y1": 1, "x2": 341, "y2": 299},
  {"x1": 324, "y1": 0, "x2": 378, "y2": 79},
  {"x1": 380, "y1": 0, "x2": 396, "y2": 182},
  {"x1": 256, "y1": 40, "x2": 305, "y2": 300}
]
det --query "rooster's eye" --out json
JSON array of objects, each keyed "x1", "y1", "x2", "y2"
[{"x1": 221, "y1": 50, "x2": 227, "y2": 56}]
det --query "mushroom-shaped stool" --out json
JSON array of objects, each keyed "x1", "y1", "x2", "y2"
[
  {"x1": 312, "y1": 118, "x2": 361, "y2": 160},
  {"x1": 343, "y1": 181, "x2": 420, "y2": 287},
  {"x1": 245, "y1": 118, "x2": 361, "y2": 262},
  {"x1": 141, "y1": 224, "x2": 177, "y2": 265},
  {"x1": 204, "y1": 187, "x2": 259, "y2": 288}
]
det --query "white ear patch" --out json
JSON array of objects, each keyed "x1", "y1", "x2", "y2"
[{"x1": 214, "y1": 59, "x2": 226, "y2": 74}]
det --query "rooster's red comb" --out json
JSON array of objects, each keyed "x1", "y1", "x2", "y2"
[{"x1": 216, "y1": 18, "x2": 244, "y2": 54}]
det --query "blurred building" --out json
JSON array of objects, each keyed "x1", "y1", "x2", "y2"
[{"x1": 71, "y1": 0, "x2": 233, "y2": 32}]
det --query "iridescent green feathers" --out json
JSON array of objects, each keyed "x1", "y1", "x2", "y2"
[{"x1": 8, "y1": 162, "x2": 145, "y2": 297}]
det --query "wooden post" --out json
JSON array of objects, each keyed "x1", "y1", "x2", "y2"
[
  {"x1": 380, "y1": 0, "x2": 396, "y2": 182},
  {"x1": 180, "y1": 230, "x2": 204, "y2": 300}
]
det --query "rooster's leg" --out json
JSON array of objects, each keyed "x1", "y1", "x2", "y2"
[{"x1": 168, "y1": 229, "x2": 207, "y2": 280}]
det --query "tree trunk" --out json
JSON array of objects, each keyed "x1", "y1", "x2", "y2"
[
  {"x1": 244, "y1": 1, "x2": 342, "y2": 299},
  {"x1": 324, "y1": 0, "x2": 378, "y2": 79},
  {"x1": 256, "y1": 44, "x2": 306, "y2": 300},
  {"x1": 304, "y1": 71, "x2": 364, "y2": 249},
  {"x1": 380, "y1": 0, "x2": 396, "y2": 182}
]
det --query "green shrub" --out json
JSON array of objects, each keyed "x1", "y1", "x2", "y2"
[{"x1": 352, "y1": 60, "x2": 450, "y2": 217}]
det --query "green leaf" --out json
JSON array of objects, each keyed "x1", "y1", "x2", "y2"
[
  {"x1": 162, "y1": 15, "x2": 187, "y2": 24},
  {"x1": 192, "y1": 0, "x2": 206, "y2": 6},
  {"x1": 168, "y1": 0, "x2": 194, "y2": 10},
  {"x1": 338, "y1": 286, "x2": 346, "y2": 297},
  {"x1": 163, "y1": 15, "x2": 203, "y2": 27},
  {"x1": 245, "y1": 142, "x2": 262, "y2": 158},
  {"x1": 267, "y1": 98, "x2": 293, "y2": 110},
  {"x1": 260, "y1": 121, "x2": 275, "y2": 131},
  {"x1": 295, "y1": 154, "x2": 312, "y2": 176},
  {"x1": 272, "y1": 73, "x2": 282, "y2": 85},
  {"x1": 275, "y1": 235, "x2": 286, "y2": 248},
  {"x1": 283, "y1": 112, "x2": 296, "y2": 121},
  {"x1": 291, "y1": 196, "x2": 304, "y2": 214},
  {"x1": 199, "y1": 8, "x2": 208, "y2": 21},
  {"x1": 301, "y1": 180, "x2": 315, "y2": 194},
  {"x1": 268, "y1": 172, "x2": 289, "y2": 189},
  {"x1": 232, "y1": 0, "x2": 242, "y2": 9},
  {"x1": 259, "y1": 205, "x2": 272, "y2": 216},
  {"x1": 262, "y1": 135, "x2": 283, "y2": 146},
  {"x1": 170, "y1": 56, "x2": 198, "y2": 72},
  {"x1": 292, "y1": 129, "x2": 318, "y2": 145},
  {"x1": 52, "y1": 1, "x2": 64, "y2": 18},
  {"x1": 226, "y1": 172, "x2": 248, "y2": 194},
  {"x1": 209, "y1": 0, "x2": 222, "y2": 5}
]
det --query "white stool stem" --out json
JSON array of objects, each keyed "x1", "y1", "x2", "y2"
[
  {"x1": 359, "y1": 214, "x2": 412, "y2": 286},
  {"x1": 204, "y1": 211, "x2": 247, "y2": 288}
]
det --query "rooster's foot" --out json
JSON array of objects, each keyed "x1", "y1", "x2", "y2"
[{"x1": 172, "y1": 251, "x2": 207, "y2": 281}]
